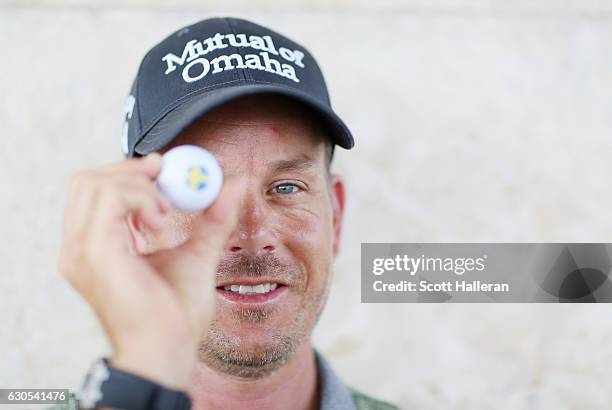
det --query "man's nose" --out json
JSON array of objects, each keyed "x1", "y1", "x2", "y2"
[{"x1": 224, "y1": 191, "x2": 277, "y2": 257}]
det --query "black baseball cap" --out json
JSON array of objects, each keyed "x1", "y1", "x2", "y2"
[{"x1": 121, "y1": 17, "x2": 354, "y2": 157}]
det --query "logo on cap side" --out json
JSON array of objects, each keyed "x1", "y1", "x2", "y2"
[
  {"x1": 121, "y1": 95, "x2": 136, "y2": 155},
  {"x1": 162, "y1": 33, "x2": 306, "y2": 84}
]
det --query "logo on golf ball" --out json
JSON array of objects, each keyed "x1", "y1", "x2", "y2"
[
  {"x1": 157, "y1": 145, "x2": 222, "y2": 212},
  {"x1": 186, "y1": 165, "x2": 209, "y2": 191}
]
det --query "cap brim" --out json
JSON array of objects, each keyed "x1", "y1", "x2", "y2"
[{"x1": 133, "y1": 83, "x2": 354, "y2": 156}]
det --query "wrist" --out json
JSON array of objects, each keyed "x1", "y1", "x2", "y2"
[{"x1": 109, "y1": 326, "x2": 198, "y2": 390}]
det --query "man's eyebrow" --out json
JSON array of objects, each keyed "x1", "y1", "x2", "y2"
[{"x1": 268, "y1": 156, "x2": 317, "y2": 173}]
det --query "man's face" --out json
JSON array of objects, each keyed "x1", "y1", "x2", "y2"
[{"x1": 138, "y1": 95, "x2": 345, "y2": 378}]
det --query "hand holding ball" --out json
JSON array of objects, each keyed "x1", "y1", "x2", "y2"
[{"x1": 156, "y1": 145, "x2": 223, "y2": 212}]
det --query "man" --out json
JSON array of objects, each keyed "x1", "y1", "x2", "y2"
[{"x1": 55, "y1": 17, "x2": 397, "y2": 410}]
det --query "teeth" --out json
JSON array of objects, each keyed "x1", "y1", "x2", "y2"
[
  {"x1": 254, "y1": 284, "x2": 265, "y2": 293},
  {"x1": 222, "y1": 283, "x2": 280, "y2": 295}
]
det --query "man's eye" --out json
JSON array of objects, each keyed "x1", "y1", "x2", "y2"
[{"x1": 274, "y1": 183, "x2": 300, "y2": 195}]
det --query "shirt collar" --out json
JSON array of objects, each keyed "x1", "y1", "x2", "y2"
[{"x1": 315, "y1": 350, "x2": 357, "y2": 410}]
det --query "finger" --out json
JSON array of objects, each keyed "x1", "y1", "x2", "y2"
[
  {"x1": 62, "y1": 154, "x2": 167, "y2": 238},
  {"x1": 86, "y1": 178, "x2": 170, "y2": 254},
  {"x1": 60, "y1": 170, "x2": 171, "y2": 285},
  {"x1": 99, "y1": 153, "x2": 163, "y2": 180},
  {"x1": 115, "y1": 175, "x2": 174, "y2": 225}
]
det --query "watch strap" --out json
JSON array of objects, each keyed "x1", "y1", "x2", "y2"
[{"x1": 79, "y1": 358, "x2": 191, "y2": 410}]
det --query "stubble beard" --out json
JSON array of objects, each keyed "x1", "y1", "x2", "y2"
[{"x1": 197, "y1": 253, "x2": 331, "y2": 379}]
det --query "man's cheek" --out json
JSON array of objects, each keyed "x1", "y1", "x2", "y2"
[
  {"x1": 285, "y1": 203, "x2": 331, "y2": 239},
  {"x1": 291, "y1": 240, "x2": 333, "y2": 297}
]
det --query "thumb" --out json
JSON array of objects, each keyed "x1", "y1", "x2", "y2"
[
  {"x1": 148, "y1": 178, "x2": 243, "y2": 294},
  {"x1": 147, "y1": 178, "x2": 243, "y2": 331}
]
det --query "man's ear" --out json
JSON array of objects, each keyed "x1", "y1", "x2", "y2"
[
  {"x1": 329, "y1": 175, "x2": 346, "y2": 257},
  {"x1": 125, "y1": 212, "x2": 150, "y2": 254}
]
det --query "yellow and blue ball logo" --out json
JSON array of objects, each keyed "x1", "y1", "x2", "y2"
[{"x1": 186, "y1": 165, "x2": 209, "y2": 191}]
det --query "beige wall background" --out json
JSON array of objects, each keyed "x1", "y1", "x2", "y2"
[{"x1": 2, "y1": 1, "x2": 612, "y2": 409}]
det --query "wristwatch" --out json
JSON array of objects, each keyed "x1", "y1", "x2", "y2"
[{"x1": 77, "y1": 358, "x2": 191, "y2": 410}]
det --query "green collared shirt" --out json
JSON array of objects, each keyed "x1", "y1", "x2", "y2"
[{"x1": 315, "y1": 351, "x2": 398, "y2": 410}]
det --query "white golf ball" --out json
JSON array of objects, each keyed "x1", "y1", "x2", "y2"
[{"x1": 156, "y1": 145, "x2": 223, "y2": 212}]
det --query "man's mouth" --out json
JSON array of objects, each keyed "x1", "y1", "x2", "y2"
[{"x1": 216, "y1": 281, "x2": 287, "y2": 303}]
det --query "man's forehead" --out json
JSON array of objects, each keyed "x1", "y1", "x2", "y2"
[{"x1": 223, "y1": 152, "x2": 320, "y2": 180}]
